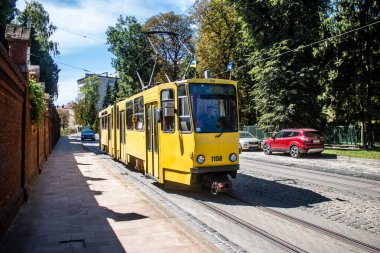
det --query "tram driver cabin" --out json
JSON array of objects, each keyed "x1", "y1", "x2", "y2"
[{"x1": 99, "y1": 78, "x2": 240, "y2": 194}]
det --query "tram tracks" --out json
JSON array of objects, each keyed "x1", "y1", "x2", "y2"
[
  {"x1": 197, "y1": 200, "x2": 309, "y2": 253},
  {"x1": 197, "y1": 192, "x2": 380, "y2": 253},
  {"x1": 229, "y1": 195, "x2": 380, "y2": 253}
]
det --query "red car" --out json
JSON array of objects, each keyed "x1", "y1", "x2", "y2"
[{"x1": 262, "y1": 128, "x2": 324, "y2": 158}]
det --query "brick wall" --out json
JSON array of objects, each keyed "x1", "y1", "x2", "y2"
[
  {"x1": 8, "y1": 40, "x2": 28, "y2": 66},
  {"x1": 0, "y1": 43, "x2": 60, "y2": 239}
]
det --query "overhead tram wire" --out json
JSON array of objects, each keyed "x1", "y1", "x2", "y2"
[
  {"x1": 214, "y1": 19, "x2": 380, "y2": 78},
  {"x1": 29, "y1": 52, "x2": 97, "y2": 73},
  {"x1": 57, "y1": 27, "x2": 107, "y2": 44},
  {"x1": 55, "y1": 61, "x2": 96, "y2": 74},
  {"x1": 55, "y1": 0, "x2": 197, "y2": 46},
  {"x1": 255, "y1": 19, "x2": 380, "y2": 64},
  {"x1": 181, "y1": 1, "x2": 198, "y2": 16}
]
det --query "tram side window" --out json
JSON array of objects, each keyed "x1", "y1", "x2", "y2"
[
  {"x1": 102, "y1": 116, "x2": 105, "y2": 129},
  {"x1": 126, "y1": 101, "x2": 133, "y2": 130},
  {"x1": 134, "y1": 97, "x2": 144, "y2": 131},
  {"x1": 109, "y1": 115, "x2": 113, "y2": 129},
  {"x1": 161, "y1": 89, "x2": 175, "y2": 132},
  {"x1": 178, "y1": 84, "x2": 192, "y2": 132}
]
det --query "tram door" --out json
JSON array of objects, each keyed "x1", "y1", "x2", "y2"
[
  {"x1": 119, "y1": 111, "x2": 126, "y2": 161},
  {"x1": 116, "y1": 106, "x2": 120, "y2": 159},
  {"x1": 145, "y1": 103, "x2": 159, "y2": 179},
  {"x1": 107, "y1": 113, "x2": 112, "y2": 154}
]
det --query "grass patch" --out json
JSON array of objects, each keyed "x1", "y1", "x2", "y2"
[{"x1": 324, "y1": 146, "x2": 380, "y2": 160}]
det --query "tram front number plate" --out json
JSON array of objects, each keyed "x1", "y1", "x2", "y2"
[{"x1": 211, "y1": 156, "x2": 222, "y2": 162}]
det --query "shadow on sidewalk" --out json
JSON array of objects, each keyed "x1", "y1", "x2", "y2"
[{"x1": 0, "y1": 136, "x2": 145, "y2": 253}]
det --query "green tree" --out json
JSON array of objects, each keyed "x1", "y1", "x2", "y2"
[
  {"x1": 102, "y1": 83, "x2": 113, "y2": 108},
  {"x1": 194, "y1": 0, "x2": 255, "y2": 124},
  {"x1": 195, "y1": 0, "x2": 239, "y2": 78},
  {"x1": 17, "y1": 0, "x2": 60, "y2": 98},
  {"x1": 106, "y1": 16, "x2": 152, "y2": 99},
  {"x1": 28, "y1": 78, "x2": 45, "y2": 125},
  {"x1": 17, "y1": 0, "x2": 58, "y2": 54},
  {"x1": 75, "y1": 75, "x2": 100, "y2": 131},
  {"x1": 237, "y1": 0, "x2": 328, "y2": 132},
  {"x1": 0, "y1": 0, "x2": 17, "y2": 47},
  {"x1": 111, "y1": 78, "x2": 119, "y2": 103},
  {"x1": 144, "y1": 11, "x2": 194, "y2": 82},
  {"x1": 318, "y1": 0, "x2": 380, "y2": 148},
  {"x1": 73, "y1": 101, "x2": 85, "y2": 126},
  {"x1": 58, "y1": 109, "x2": 69, "y2": 129}
]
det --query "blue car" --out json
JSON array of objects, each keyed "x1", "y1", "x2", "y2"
[{"x1": 81, "y1": 129, "x2": 95, "y2": 141}]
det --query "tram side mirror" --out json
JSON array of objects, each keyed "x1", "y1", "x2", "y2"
[{"x1": 163, "y1": 101, "x2": 175, "y2": 117}]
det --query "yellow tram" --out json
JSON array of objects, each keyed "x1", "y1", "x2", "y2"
[{"x1": 99, "y1": 77, "x2": 239, "y2": 193}]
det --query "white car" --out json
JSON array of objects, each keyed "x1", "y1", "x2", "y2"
[{"x1": 239, "y1": 131, "x2": 261, "y2": 151}]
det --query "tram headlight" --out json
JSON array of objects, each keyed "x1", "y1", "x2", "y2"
[
  {"x1": 229, "y1": 153, "x2": 237, "y2": 162},
  {"x1": 197, "y1": 155, "x2": 205, "y2": 164}
]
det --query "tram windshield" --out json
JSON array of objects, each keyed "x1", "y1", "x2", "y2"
[{"x1": 189, "y1": 83, "x2": 238, "y2": 133}]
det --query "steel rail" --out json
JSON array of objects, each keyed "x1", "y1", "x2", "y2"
[
  {"x1": 225, "y1": 193, "x2": 380, "y2": 253},
  {"x1": 196, "y1": 200, "x2": 309, "y2": 253}
]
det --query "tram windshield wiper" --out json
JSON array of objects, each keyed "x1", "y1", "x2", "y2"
[{"x1": 215, "y1": 129, "x2": 225, "y2": 138}]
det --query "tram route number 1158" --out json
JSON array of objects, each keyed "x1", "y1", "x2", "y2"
[{"x1": 211, "y1": 156, "x2": 222, "y2": 162}]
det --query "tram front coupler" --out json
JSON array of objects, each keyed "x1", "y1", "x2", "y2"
[{"x1": 210, "y1": 180, "x2": 232, "y2": 195}]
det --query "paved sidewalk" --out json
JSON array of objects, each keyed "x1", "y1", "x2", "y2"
[{"x1": 0, "y1": 136, "x2": 217, "y2": 253}]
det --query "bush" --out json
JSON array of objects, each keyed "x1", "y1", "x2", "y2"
[{"x1": 29, "y1": 79, "x2": 45, "y2": 125}]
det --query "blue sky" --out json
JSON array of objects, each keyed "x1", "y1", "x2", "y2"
[{"x1": 16, "y1": 0, "x2": 195, "y2": 106}]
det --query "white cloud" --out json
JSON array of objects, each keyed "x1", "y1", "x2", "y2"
[
  {"x1": 16, "y1": 0, "x2": 195, "y2": 105},
  {"x1": 17, "y1": 0, "x2": 195, "y2": 54}
]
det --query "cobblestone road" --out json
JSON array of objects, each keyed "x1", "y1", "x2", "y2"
[
  {"x1": 238, "y1": 151, "x2": 380, "y2": 234},
  {"x1": 240, "y1": 150, "x2": 380, "y2": 180}
]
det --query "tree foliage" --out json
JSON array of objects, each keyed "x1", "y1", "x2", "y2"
[
  {"x1": 73, "y1": 100, "x2": 85, "y2": 126},
  {"x1": 17, "y1": 0, "x2": 60, "y2": 98},
  {"x1": 194, "y1": 0, "x2": 255, "y2": 124},
  {"x1": 0, "y1": 0, "x2": 17, "y2": 47},
  {"x1": 106, "y1": 16, "x2": 152, "y2": 99},
  {"x1": 102, "y1": 83, "x2": 113, "y2": 109},
  {"x1": 317, "y1": 0, "x2": 380, "y2": 147},
  {"x1": 103, "y1": 1, "x2": 380, "y2": 147},
  {"x1": 144, "y1": 11, "x2": 194, "y2": 82},
  {"x1": 17, "y1": 0, "x2": 59, "y2": 54},
  {"x1": 195, "y1": 0, "x2": 240, "y2": 78},
  {"x1": 28, "y1": 78, "x2": 45, "y2": 125},
  {"x1": 236, "y1": 0, "x2": 328, "y2": 132},
  {"x1": 57, "y1": 109, "x2": 69, "y2": 129},
  {"x1": 74, "y1": 75, "x2": 100, "y2": 131}
]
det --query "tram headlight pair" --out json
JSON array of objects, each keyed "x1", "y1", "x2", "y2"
[
  {"x1": 229, "y1": 153, "x2": 237, "y2": 162},
  {"x1": 197, "y1": 155, "x2": 205, "y2": 164},
  {"x1": 197, "y1": 154, "x2": 237, "y2": 164}
]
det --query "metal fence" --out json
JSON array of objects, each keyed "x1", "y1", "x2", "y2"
[
  {"x1": 323, "y1": 126, "x2": 361, "y2": 145},
  {"x1": 240, "y1": 125, "x2": 380, "y2": 146},
  {"x1": 240, "y1": 125, "x2": 269, "y2": 140}
]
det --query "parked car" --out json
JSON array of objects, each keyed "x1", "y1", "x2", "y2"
[
  {"x1": 239, "y1": 131, "x2": 261, "y2": 151},
  {"x1": 261, "y1": 128, "x2": 324, "y2": 158},
  {"x1": 81, "y1": 129, "x2": 95, "y2": 141}
]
